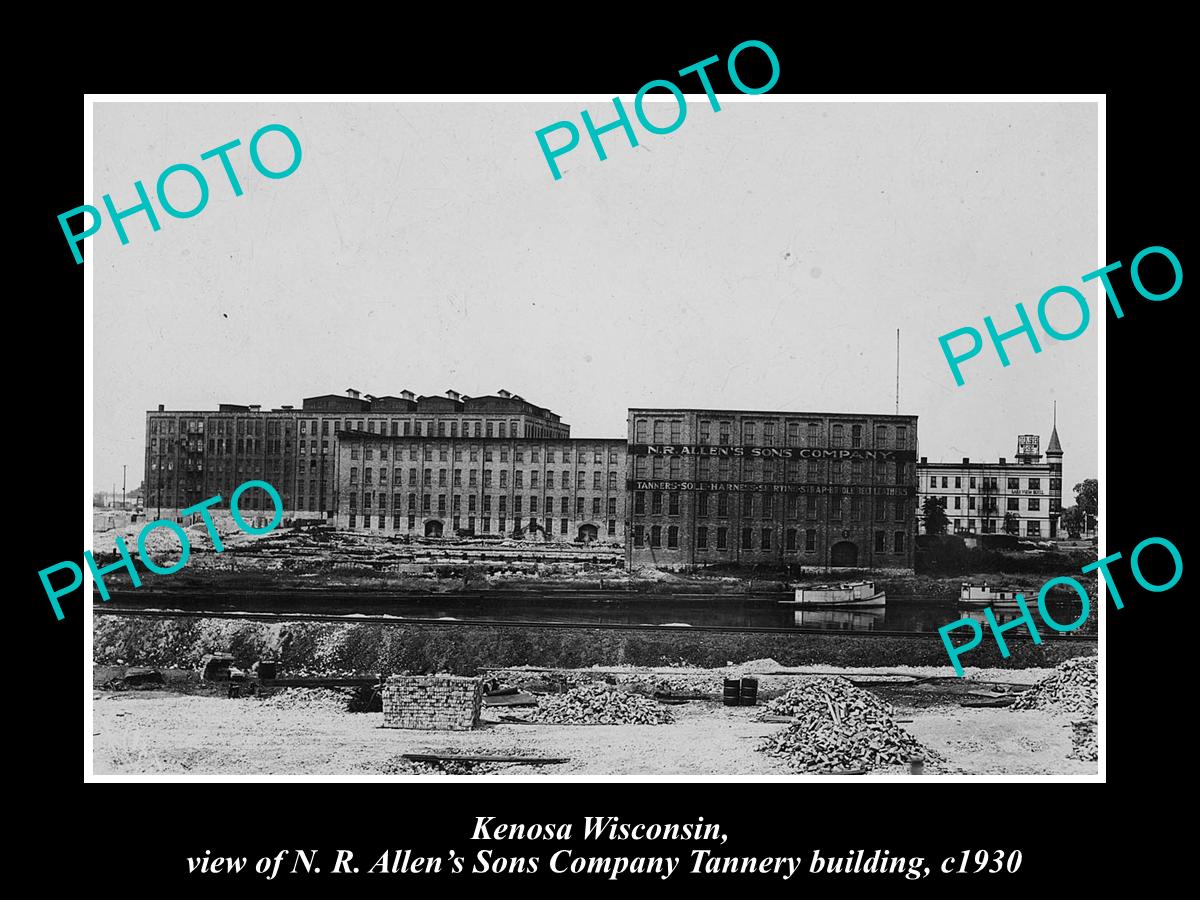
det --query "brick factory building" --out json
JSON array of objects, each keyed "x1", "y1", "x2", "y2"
[
  {"x1": 916, "y1": 425, "x2": 1064, "y2": 539},
  {"x1": 333, "y1": 431, "x2": 627, "y2": 542},
  {"x1": 626, "y1": 408, "x2": 920, "y2": 572},
  {"x1": 143, "y1": 388, "x2": 569, "y2": 519}
]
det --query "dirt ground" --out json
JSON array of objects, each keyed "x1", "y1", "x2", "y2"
[{"x1": 91, "y1": 666, "x2": 1096, "y2": 777}]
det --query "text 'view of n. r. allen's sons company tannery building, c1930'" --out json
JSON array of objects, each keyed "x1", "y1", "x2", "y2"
[{"x1": 143, "y1": 387, "x2": 1068, "y2": 574}]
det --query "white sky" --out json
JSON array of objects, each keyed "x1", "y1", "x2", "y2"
[{"x1": 93, "y1": 100, "x2": 1098, "y2": 497}]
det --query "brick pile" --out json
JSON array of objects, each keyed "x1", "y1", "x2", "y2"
[
  {"x1": 382, "y1": 675, "x2": 483, "y2": 730},
  {"x1": 1069, "y1": 717, "x2": 1097, "y2": 761},
  {"x1": 1011, "y1": 656, "x2": 1097, "y2": 715}
]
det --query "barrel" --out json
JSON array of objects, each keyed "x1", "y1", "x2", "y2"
[
  {"x1": 722, "y1": 678, "x2": 741, "y2": 707},
  {"x1": 740, "y1": 677, "x2": 759, "y2": 707}
]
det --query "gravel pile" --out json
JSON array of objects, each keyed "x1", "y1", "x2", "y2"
[
  {"x1": 527, "y1": 683, "x2": 674, "y2": 725},
  {"x1": 756, "y1": 676, "x2": 939, "y2": 772},
  {"x1": 1069, "y1": 717, "x2": 1097, "y2": 761},
  {"x1": 258, "y1": 688, "x2": 352, "y2": 713},
  {"x1": 1011, "y1": 657, "x2": 1097, "y2": 715}
]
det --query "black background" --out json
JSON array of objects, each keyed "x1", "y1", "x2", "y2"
[{"x1": 21, "y1": 26, "x2": 1183, "y2": 894}]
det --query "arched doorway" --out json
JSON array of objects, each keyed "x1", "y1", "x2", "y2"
[
  {"x1": 830, "y1": 541, "x2": 858, "y2": 566},
  {"x1": 577, "y1": 523, "x2": 598, "y2": 543},
  {"x1": 424, "y1": 520, "x2": 444, "y2": 538}
]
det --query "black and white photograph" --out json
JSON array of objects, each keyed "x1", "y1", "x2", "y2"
[{"x1": 83, "y1": 96, "x2": 1102, "y2": 779}]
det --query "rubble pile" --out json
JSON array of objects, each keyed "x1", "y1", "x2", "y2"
[
  {"x1": 1069, "y1": 717, "x2": 1098, "y2": 761},
  {"x1": 258, "y1": 687, "x2": 352, "y2": 713},
  {"x1": 756, "y1": 676, "x2": 939, "y2": 772},
  {"x1": 1011, "y1": 657, "x2": 1097, "y2": 715},
  {"x1": 527, "y1": 683, "x2": 674, "y2": 725}
]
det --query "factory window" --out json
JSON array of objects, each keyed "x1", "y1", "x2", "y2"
[
  {"x1": 468, "y1": 495, "x2": 477, "y2": 512},
  {"x1": 349, "y1": 494, "x2": 358, "y2": 510},
  {"x1": 653, "y1": 421, "x2": 665, "y2": 441},
  {"x1": 954, "y1": 476, "x2": 961, "y2": 488},
  {"x1": 560, "y1": 518, "x2": 568, "y2": 535},
  {"x1": 530, "y1": 496, "x2": 539, "y2": 512},
  {"x1": 762, "y1": 494, "x2": 773, "y2": 517},
  {"x1": 743, "y1": 422, "x2": 756, "y2": 444},
  {"x1": 787, "y1": 423, "x2": 800, "y2": 446},
  {"x1": 408, "y1": 514, "x2": 416, "y2": 530},
  {"x1": 652, "y1": 491, "x2": 663, "y2": 514},
  {"x1": 696, "y1": 526, "x2": 708, "y2": 549},
  {"x1": 465, "y1": 515, "x2": 474, "y2": 532},
  {"x1": 531, "y1": 448, "x2": 540, "y2": 463},
  {"x1": 1027, "y1": 521, "x2": 1042, "y2": 537},
  {"x1": 499, "y1": 448, "x2": 509, "y2": 463},
  {"x1": 1049, "y1": 498, "x2": 1061, "y2": 513},
  {"x1": 633, "y1": 525, "x2": 645, "y2": 547},
  {"x1": 498, "y1": 516, "x2": 506, "y2": 533},
  {"x1": 741, "y1": 527, "x2": 753, "y2": 550},
  {"x1": 500, "y1": 471, "x2": 508, "y2": 488},
  {"x1": 699, "y1": 421, "x2": 711, "y2": 444},
  {"x1": 742, "y1": 493, "x2": 754, "y2": 516},
  {"x1": 545, "y1": 470, "x2": 554, "y2": 488},
  {"x1": 486, "y1": 422, "x2": 493, "y2": 438},
  {"x1": 364, "y1": 469, "x2": 373, "y2": 486},
  {"x1": 832, "y1": 424, "x2": 845, "y2": 447},
  {"x1": 652, "y1": 457, "x2": 664, "y2": 478},
  {"x1": 875, "y1": 500, "x2": 887, "y2": 522},
  {"x1": 1008, "y1": 477, "x2": 1020, "y2": 490},
  {"x1": 806, "y1": 423, "x2": 819, "y2": 447},
  {"x1": 967, "y1": 496, "x2": 975, "y2": 510},
  {"x1": 831, "y1": 495, "x2": 842, "y2": 518},
  {"x1": 1028, "y1": 498, "x2": 1041, "y2": 511},
  {"x1": 718, "y1": 458, "x2": 730, "y2": 480},
  {"x1": 634, "y1": 491, "x2": 645, "y2": 514},
  {"x1": 607, "y1": 497, "x2": 616, "y2": 515},
  {"x1": 414, "y1": 422, "x2": 422, "y2": 436},
  {"x1": 696, "y1": 493, "x2": 708, "y2": 517},
  {"x1": 422, "y1": 468, "x2": 432, "y2": 486},
  {"x1": 393, "y1": 513, "x2": 401, "y2": 529},
  {"x1": 786, "y1": 528, "x2": 797, "y2": 552},
  {"x1": 438, "y1": 496, "x2": 447, "y2": 514},
  {"x1": 348, "y1": 514, "x2": 356, "y2": 529},
  {"x1": 969, "y1": 476, "x2": 976, "y2": 489},
  {"x1": 453, "y1": 515, "x2": 461, "y2": 530},
  {"x1": 410, "y1": 447, "x2": 419, "y2": 461},
  {"x1": 376, "y1": 515, "x2": 384, "y2": 529},
  {"x1": 895, "y1": 499, "x2": 905, "y2": 522},
  {"x1": 669, "y1": 457, "x2": 681, "y2": 479},
  {"x1": 547, "y1": 449, "x2": 556, "y2": 463},
  {"x1": 806, "y1": 496, "x2": 818, "y2": 519},
  {"x1": 407, "y1": 492, "x2": 416, "y2": 510},
  {"x1": 667, "y1": 525, "x2": 679, "y2": 549},
  {"x1": 577, "y1": 471, "x2": 586, "y2": 489},
  {"x1": 650, "y1": 525, "x2": 662, "y2": 547},
  {"x1": 368, "y1": 421, "x2": 376, "y2": 434},
  {"x1": 350, "y1": 446, "x2": 359, "y2": 460},
  {"x1": 1007, "y1": 498, "x2": 1020, "y2": 511},
  {"x1": 607, "y1": 519, "x2": 616, "y2": 535},
  {"x1": 851, "y1": 497, "x2": 863, "y2": 521},
  {"x1": 350, "y1": 467, "x2": 358, "y2": 483},
  {"x1": 669, "y1": 422, "x2": 681, "y2": 442},
  {"x1": 1028, "y1": 478, "x2": 1041, "y2": 491},
  {"x1": 592, "y1": 497, "x2": 600, "y2": 515},
  {"x1": 852, "y1": 424, "x2": 863, "y2": 448},
  {"x1": 764, "y1": 422, "x2": 776, "y2": 445},
  {"x1": 575, "y1": 497, "x2": 584, "y2": 515},
  {"x1": 393, "y1": 492, "x2": 401, "y2": 510},
  {"x1": 719, "y1": 422, "x2": 731, "y2": 445},
  {"x1": 717, "y1": 493, "x2": 729, "y2": 516},
  {"x1": 953, "y1": 497, "x2": 961, "y2": 510},
  {"x1": 875, "y1": 531, "x2": 886, "y2": 552},
  {"x1": 422, "y1": 495, "x2": 431, "y2": 512},
  {"x1": 875, "y1": 425, "x2": 888, "y2": 448},
  {"x1": 530, "y1": 471, "x2": 539, "y2": 488},
  {"x1": 453, "y1": 469, "x2": 462, "y2": 487},
  {"x1": 561, "y1": 497, "x2": 569, "y2": 515},
  {"x1": 608, "y1": 472, "x2": 617, "y2": 490},
  {"x1": 805, "y1": 529, "x2": 816, "y2": 552},
  {"x1": 593, "y1": 471, "x2": 601, "y2": 490},
  {"x1": 482, "y1": 518, "x2": 492, "y2": 533},
  {"x1": 497, "y1": 423, "x2": 506, "y2": 439},
  {"x1": 716, "y1": 527, "x2": 728, "y2": 550},
  {"x1": 483, "y1": 496, "x2": 492, "y2": 513},
  {"x1": 483, "y1": 470, "x2": 492, "y2": 487},
  {"x1": 1050, "y1": 478, "x2": 1061, "y2": 493},
  {"x1": 896, "y1": 426, "x2": 907, "y2": 449},
  {"x1": 761, "y1": 528, "x2": 771, "y2": 550},
  {"x1": 669, "y1": 492, "x2": 680, "y2": 515}
]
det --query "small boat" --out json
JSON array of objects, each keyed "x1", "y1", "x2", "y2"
[
  {"x1": 959, "y1": 583, "x2": 1025, "y2": 605},
  {"x1": 780, "y1": 581, "x2": 886, "y2": 607}
]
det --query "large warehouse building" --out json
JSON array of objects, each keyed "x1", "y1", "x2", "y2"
[
  {"x1": 333, "y1": 431, "x2": 627, "y2": 542},
  {"x1": 625, "y1": 408, "x2": 919, "y2": 572},
  {"x1": 143, "y1": 388, "x2": 569, "y2": 518}
]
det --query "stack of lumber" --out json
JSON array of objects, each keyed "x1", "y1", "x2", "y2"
[{"x1": 527, "y1": 683, "x2": 674, "y2": 725}]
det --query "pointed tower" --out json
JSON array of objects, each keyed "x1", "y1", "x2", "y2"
[{"x1": 1047, "y1": 402, "x2": 1064, "y2": 538}]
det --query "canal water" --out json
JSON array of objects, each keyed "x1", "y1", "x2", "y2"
[{"x1": 100, "y1": 590, "x2": 1098, "y2": 634}]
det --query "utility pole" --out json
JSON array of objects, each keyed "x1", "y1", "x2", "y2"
[
  {"x1": 122, "y1": 464, "x2": 127, "y2": 511},
  {"x1": 895, "y1": 328, "x2": 901, "y2": 414}
]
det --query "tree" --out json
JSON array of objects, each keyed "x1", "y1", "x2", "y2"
[
  {"x1": 1073, "y1": 479, "x2": 1098, "y2": 517},
  {"x1": 1060, "y1": 505, "x2": 1085, "y2": 539},
  {"x1": 1003, "y1": 511, "x2": 1020, "y2": 535},
  {"x1": 922, "y1": 496, "x2": 949, "y2": 535}
]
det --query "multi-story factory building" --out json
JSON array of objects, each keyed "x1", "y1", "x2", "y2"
[
  {"x1": 625, "y1": 408, "x2": 920, "y2": 571},
  {"x1": 333, "y1": 432, "x2": 627, "y2": 542},
  {"x1": 916, "y1": 426, "x2": 1064, "y2": 538},
  {"x1": 144, "y1": 388, "x2": 568, "y2": 519}
]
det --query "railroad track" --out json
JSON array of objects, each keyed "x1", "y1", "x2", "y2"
[{"x1": 92, "y1": 605, "x2": 1094, "y2": 640}]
